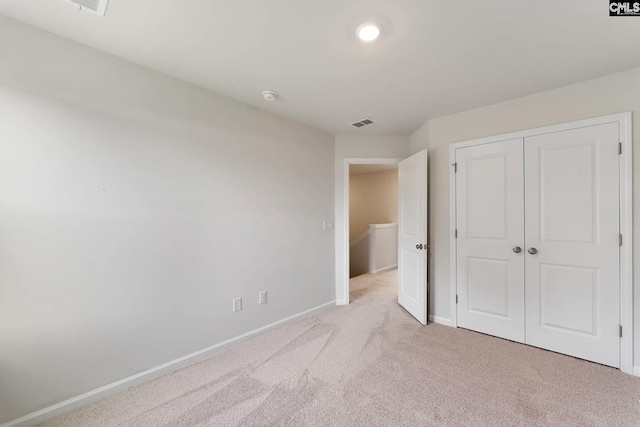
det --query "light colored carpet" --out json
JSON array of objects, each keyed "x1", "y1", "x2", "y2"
[{"x1": 40, "y1": 270, "x2": 640, "y2": 427}]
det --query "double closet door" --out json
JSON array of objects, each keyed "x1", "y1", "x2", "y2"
[{"x1": 456, "y1": 122, "x2": 620, "y2": 368}]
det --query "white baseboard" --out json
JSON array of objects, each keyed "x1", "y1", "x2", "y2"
[
  {"x1": 633, "y1": 366, "x2": 640, "y2": 377},
  {"x1": 370, "y1": 264, "x2": 398, "y2": 274},
  {"x1": 336, "y1": 300, "x2": 349, "y2": 306},
  {"x1": 428, "y1": 315, "x2": 453, "y2": 327},
  {"x1": 1, "y1": 300, "x2": 336, "y2": 427}
]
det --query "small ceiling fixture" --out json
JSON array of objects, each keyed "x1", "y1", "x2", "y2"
[
  {"x1": 63, "y1": 0, "x2": 110, "y2": 17},
  {"x1": 351, "y1": 118, "x2": 375, "y2": 128},
  {"x1": 356, "y1": 22, "x2": 382, "y2": 42},
  {"x1": 262, "y1": 91, "x2": 279, "y2": 102}
]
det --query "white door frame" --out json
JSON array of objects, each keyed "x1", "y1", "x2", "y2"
[
  {"x1": 336, "y1": 157, "x2": 403, "y2": 305},
  {"x1": 448, "y1": 112, "x2": 633, "y2": 375}
]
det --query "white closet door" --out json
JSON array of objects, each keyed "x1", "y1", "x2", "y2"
[
  {"x1": 456, "y1": 139, "x2": 525, "y2": 342},
  {"x1": 524, "y1": 123, "x2": 620, "y2": 368}
]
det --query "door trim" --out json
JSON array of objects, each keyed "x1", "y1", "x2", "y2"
[
  {"x1": 336, "y1": 157, "x2": 404, "y2": 305},
  {"x1": 448, "y1": 112, "x2": 633, "y2": 375}
]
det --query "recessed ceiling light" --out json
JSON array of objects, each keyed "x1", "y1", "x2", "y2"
[{"x1": 356, "y1": 22, "x2": 382, "y2": 42}]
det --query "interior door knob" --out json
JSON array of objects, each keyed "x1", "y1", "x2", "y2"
[
  {"x1": 416, "y1": 244, "x2": 423, "y2": 250},
  {"x1": 513, "y1": 246, "x2": 522, "y2": 254},
  {"x1": 528, "y1": 247, "x2": 538, "y2": 255}
]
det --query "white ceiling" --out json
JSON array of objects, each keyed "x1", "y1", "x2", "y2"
[
  {"x1": 350, "y1": 164, "x2": 397, "y2": 176},
  {"x1": 2, "y1": 1, "x2": 640, "y2": 135}
]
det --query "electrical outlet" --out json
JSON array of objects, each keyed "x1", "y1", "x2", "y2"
[
  {"x1": 323, "y1": 220, "x2": 333, "y2": 231},
  {"x1": 233, "y1": 297, "x2": 242, "y2": 312},
  {"x1": 259, "y1": 291, "x2": 267, "y2": 305}
]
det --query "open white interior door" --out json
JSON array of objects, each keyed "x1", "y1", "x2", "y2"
[{"x1": 398, "y1": 150, "x2": 428, "y2": 325}]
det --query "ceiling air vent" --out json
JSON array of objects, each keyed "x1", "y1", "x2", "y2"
[
  {"x1": 351, "y1": 118, "x2": 375, "y2": 128},
  {"x1": 64, "y1": 0, "x2": 110, "y2": 17}
]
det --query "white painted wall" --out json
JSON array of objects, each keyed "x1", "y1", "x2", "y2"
[
  {"x1": 0, "y1": 17, "x2": 335, "y2": 424},
  {"x1": 410, "y1": 122, "x2": 429, "y2": 154},
  {"x1": 334, "y1": 136, "x2": 410, "y2": 304},
  {"x1": 410, "y1": 66, "x2": 640, "y2": 369},
  {"x1": 371, "y1": 224, "x2": 398, "y2": 273}
]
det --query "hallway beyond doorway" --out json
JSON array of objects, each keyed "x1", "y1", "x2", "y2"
[{"x1": 349, "y1": 269, "x2": 397, "y2": 303}]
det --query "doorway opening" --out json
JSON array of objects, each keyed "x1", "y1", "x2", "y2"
[
  {"x1": 348, "y1": 163, "x2": 399, "y2": 303},
  {"x1": 338, "y1": 152, "x2": 428, "y2": 324}
]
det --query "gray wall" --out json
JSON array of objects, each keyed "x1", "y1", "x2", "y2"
[
  {"x1": 349, "y1": 232, "x2": 371, "y2": 278},
  {"x1": 0, "y1": 17, "x2": 335, "y2": 424},
  {"x1": 410, "y1": 66, "x2": 640, "y2": 370}
]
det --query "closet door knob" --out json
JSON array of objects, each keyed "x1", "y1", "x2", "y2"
[
  {"x1": 416, "y1": 244, "x2": 423, "y2": 250},
  {"x1": 528, "y1": 247, "x2": 538, "y2": 255},
  {"x1": 513, "y1": 246, "x2": 522, "y2": 254}
]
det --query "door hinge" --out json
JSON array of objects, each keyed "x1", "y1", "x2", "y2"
[
  {"x1": 455, "y1": 229, "x2": 458, "y2": 238},
  {"x1": 452, "y1": 163, "x2": 457, "y2": 173},
  {"x1": 619, "y1": 234, "x2": 623, "y2": 247},
  {"x1": 619, "y1": 142, "x2": 622, "y2": 155},
  {"x1": 619, "y1": 325, "x2": 623, "y2": 338},
  {"x1": 456, "y1": 294, "x2": 459, "y2": 304}
]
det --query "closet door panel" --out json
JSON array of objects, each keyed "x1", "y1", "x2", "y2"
[
  {"x1": 524, "y1": 123, "x2": 620, "y2": 368},
  {"x1": 456, "y1": 139, "x2": 525, "y2": 342}
]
